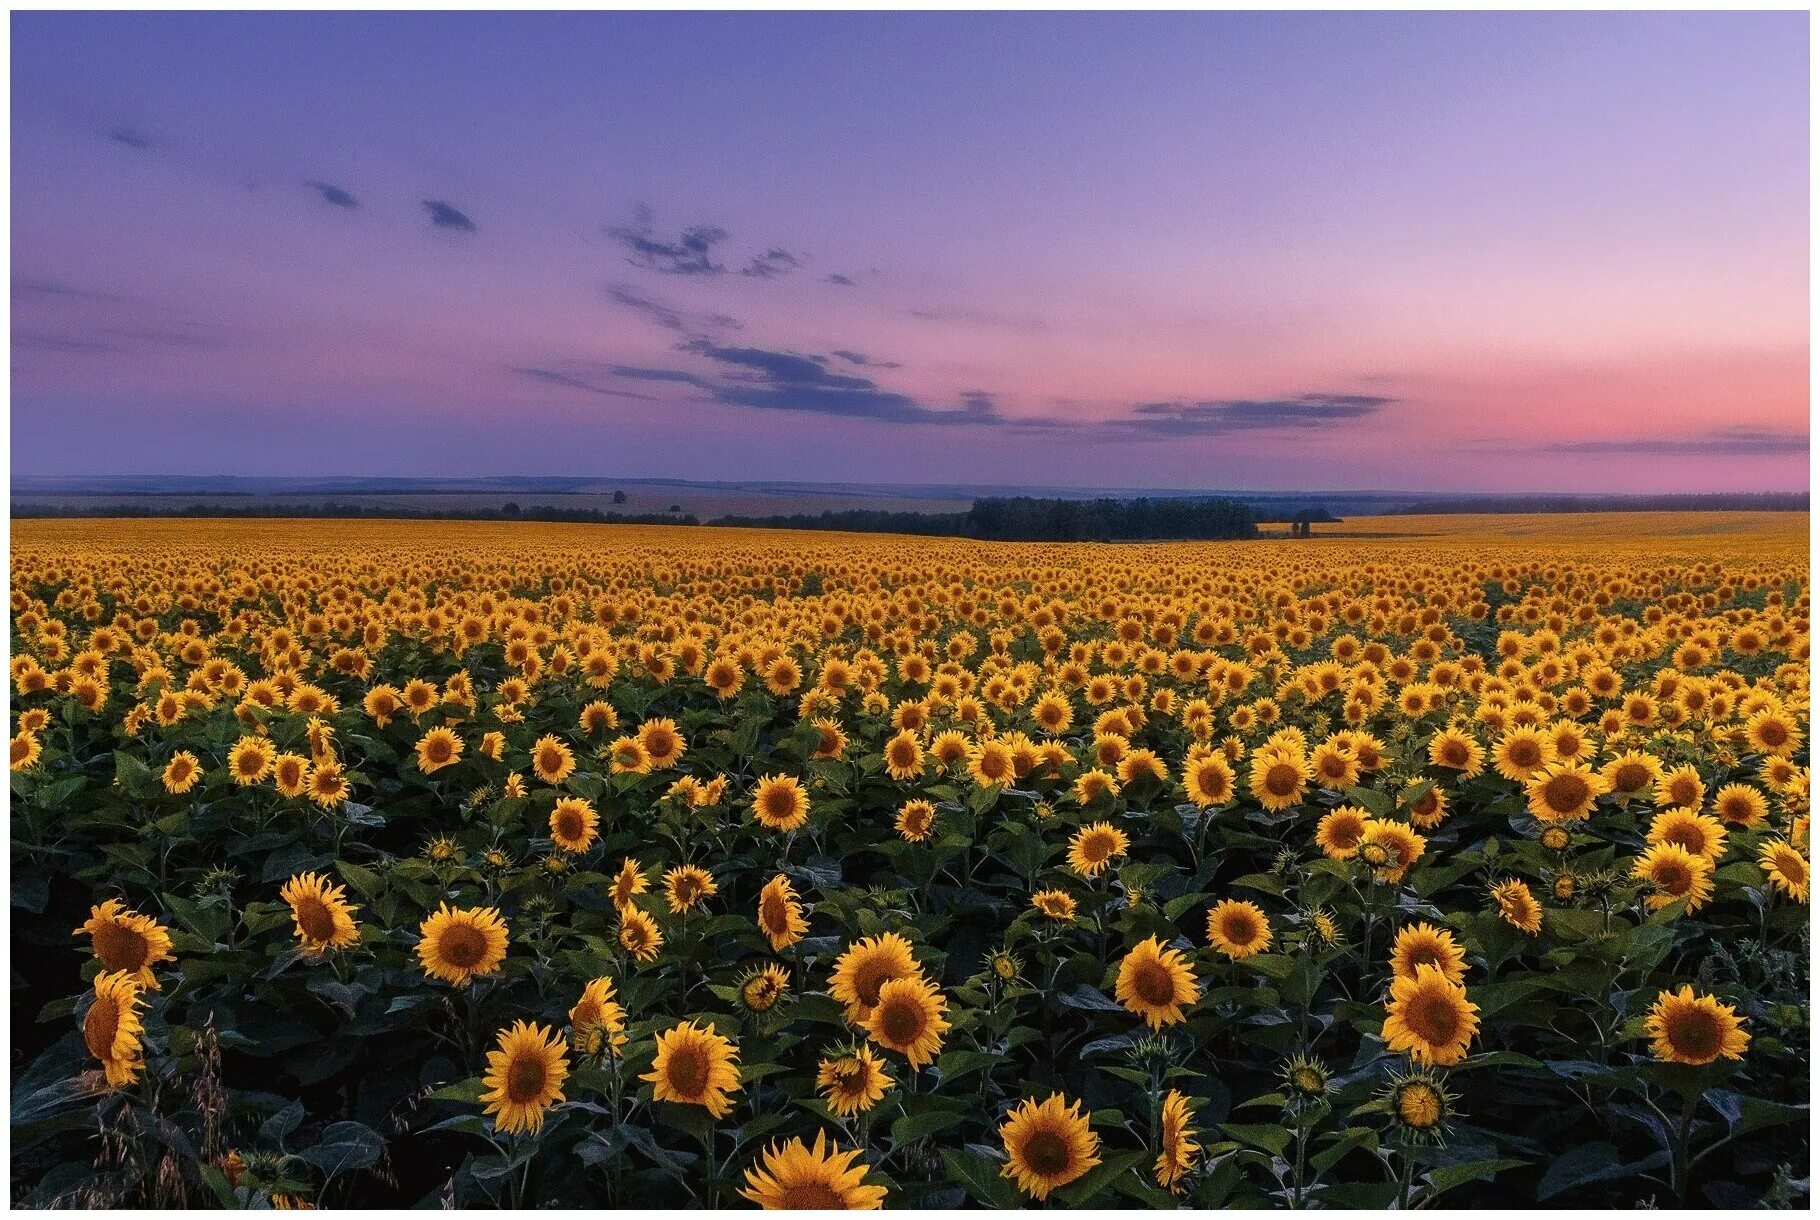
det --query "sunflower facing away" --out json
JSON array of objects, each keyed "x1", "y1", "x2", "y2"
[
  {"x1": 861, "y1": 974, "x2": 951, "y2": 1067},
  {"x1": 618, "y1": 907, "x2": 664, "y2": 962},
  {"x1": 643, "y1": 1019, "x2": 742, "y2": 1117},
  {"x1": 479, "y1": 1021, "x2": 569, "y2": 1135},
  {"x1": 829, "y1": 933, "x2": 921, "y2": 1021},
  {"x1": 1031, "y1": 888, "x2": 1078, "y2": 922},
  {"x1": 1114, "y1": 936, "x2": 1200, "y2": 1029},
  {"x1": 1490, "y1": 878, "x2": 1543, "y2": 934},
  {"x1": 740, "y1": 1129, "x2": 888, "y2": 1210},
  {"x1": 817, "y1": 1044, "x2": 894, "y2": 1117},
  {"x1": 279, "y1": 872, "x2": 360, "y2": 955},
  {"x1": 1382, "y1": 963, "x2": 1479, "y2": 1066},
  {"x1": 1155, "y1": 1088, "x2": 1199, "y2": 1193},
  {"x1": 999, "y1": 1091, "x2": 1101, "y2": 1201},
  {"x1": 568, "y1": 977, "x2": 628, "y2": 1053},
  {"x1": 416, "y1": 904, "x2": 510, "y2": 987},
  {"x1": 84, "y1": 970, "x2": 147, "y2": 1088},
  {"x1": 75, "y1": 899, "x2": 176, "y2": 988},
  {"x1": 757, "y1": 874, "x2": 809, "y2": 951}
]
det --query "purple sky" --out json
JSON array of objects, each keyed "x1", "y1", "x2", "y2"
[{"x1": 10, "y1": 11, "x2": 1809, "y2": 491}]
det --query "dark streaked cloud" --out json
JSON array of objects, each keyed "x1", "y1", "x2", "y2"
[
  {"x1": 1105, "y1": 394, "x2": 1395, "y2": 438},
  {"x1": 604, "y1": 284, "x2": 739, "y2": 334},
  {"x1": 832, "y1": 349, "x2": 901, "y2": 369},
  {"x1": 106, "y1": 126, "x2": 157, "y2": 151},
  {"x1": 1540, "y1": 427, "x2": 1807, "y2": 457},
  {"x1": 512, "y1": 366, "x2": 664, "y2": 401},
  {"x1": 308, "y1": 182, "x2": 359, "y2": 208},
  {"x1": 423, "y1": 200, "x2": 476, "y2": 231},
  {"x1": 905, "y1": 306, "x2": 1048, "y2": 331},
  {"x1": 741, "y1": 248, "x2": 803, "y2": 279},
  {"x1": 15, "y1": 332, "x2": 123, "y2": 354},
  {"x1": 605, "y1": 363, "x2": 716, "y2": 390},
  {"x1": 11, "y1": 279, "x2": 124, "y2": 303},
  {"x1": 607, "y1": 206, "x2": 727, "y2": 275},
  {"x1": 680, "y1": 340, "x2": 1000, "y2": 425},
  {"x1": 825, "y1": 273, "x2": 857, "y2": 286}
]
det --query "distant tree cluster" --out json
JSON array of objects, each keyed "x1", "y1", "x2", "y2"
[
  {"x1": 9, "y1": 503, "x2": 699, "y2": 526},
  {"x1": 712, "y1": 496, "x2": 1259, "y2": 541}
]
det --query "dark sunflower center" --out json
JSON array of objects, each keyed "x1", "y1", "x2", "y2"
[
  {"x1": 94, "y1": 921, "x2": 150, "y2": 971},
  {"x1": 84, "y1": 996, "x2": 121, "y2": 1058},
  {"x1": 878, "y1": 998, "x2": 925, "y2": 1045},
  {"x1": 1265, "y1": 764, "x2": 1298, "y2": 796},
  {"x1": 1508, "y1": 742, "x2": 1539, "y2": 768},
  {"x1": 554, "y1": 810, "x2": 585, "y2": 841},
  {"x1": 1022, "y1": 1129, "x2": 1075, "y2": 1177},
  {"x1": 506, "y1": 1054, "x2": 548, "y2": 1103},
  {"x1": 763, "y1": 790, "x2": 796, "y2": 818},
  {"x1": 1132, "y1": 960, "x2": 1178, "y2": 1006},
  {"x1": 1655, "y1": 862, "x2": 1691, "y2": 893},
  {"x1": 1409, "y1": 992, "x2": 1461, "y2": 1043},
  {"x1": 1545, "y1": 775, "x2": 1590, "y2": 812},
  {"x1": 1668, "y1": 1010, "x2": 1722, "y2": 1059},
  {"x1": 294, "y1": 895, "x2": 336, "y2": 942},
  {"x1": 1222, "y1": 914, "x2": 1258, "y2": 945},
  {"x1": 439, "y1": 924, "x2": 488, "y2": 969},
  {"x1": 778, "y1": 1183, "x2": 847, "y2": 1209},
  {"x1": 665, "y1": 1044, "x2": 710, "y2": 1097}
]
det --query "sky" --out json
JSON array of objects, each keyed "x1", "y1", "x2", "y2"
[{"x1": 9, "y1": 11, "x2": 1810, "y2": 492}]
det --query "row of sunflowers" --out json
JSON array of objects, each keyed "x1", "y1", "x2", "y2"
[{"x1": 10, "y1": 517, "x2": 1809, "y2": 1208}]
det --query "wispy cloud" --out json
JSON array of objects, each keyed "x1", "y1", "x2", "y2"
[
  {"x1": 607, "y1": 206, "x2": 728, "y2": 275},
  {"x1": 1107, "y1": 394, "x2": 1395, "y2": 438},
  {"x1": 11, "y1": 280, "x2": 124, "y2": 303},
  {"x1": 308, "y1": 182, "x2": 359, "y2": 208},
  {"x1": 106, "y1": 126, "x2": 157, "y2": 151},
  {"x1": 905, "y1": 306, "x2": 1048, "y2": 332},
  {"x1": 512, "y1": 366, "x2": 665, "y2": 401},
  {"x1": 604, "y1": 284, "x2": 739, "y2": 334},
  {"x1": 423, "y1": 200, "x2": 476, "y2": 231},
  {"x1": 832, "y1": 350, "x2": 902, "y2": 369},
  {"x1": 741, "y1": 248, "x2": 803, "y2": 279},
  {"x1": 1539, "y1": 426, "x2": 1807, "y2": 457}
]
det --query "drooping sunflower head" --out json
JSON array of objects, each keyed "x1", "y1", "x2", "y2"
[
  {"x1": 75, "y1": 899, "x2": 175, "y2": 988},
  {"x1": 998, "y1": 1092, "x2": 1101, "y2": 1201},
  {"x1": 568, "y1": 976, "x2": 628, "y2": 1053},
  {"x1": 278, "y1": 872, "x2": 360, "y2": 955},
  {"x1": 757, "y1": 874, "x2": 809, "y2": 950},
  {"x1": 1031, "y1": 888, "x2": 1078, "y2": 922},
  {"x1": 1154, "y1": 1088, "x2": 1199, "y2": 1193},
  {"x1": 479, "y1": 1020, "x2": 569, "y2": 1135},
  {"x1": 611, "y1": 857, "x2": 649, "y2": 909},
  {"x1": 1489, "y1": 877, "x2": 1543, "y2": 933},
  {"x1": 83, "y1": 970, "x2": 147, "y2": 1088},
  {"x1": 618, "y1": 907, "x2": 664, "y2": 962},
  {"x1": 1632, "y1": 841, "x2": 1716, "y2": 913},
  {"x1": 1758, "y1": 839, "x2": 1810, "y2": 903},
  {"x1": 416, "y1": 903, "x2": 510, "y2": 987}
]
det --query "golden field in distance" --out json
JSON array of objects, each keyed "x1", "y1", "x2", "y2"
[{"x1": 9, "y1": 510, "x2": 1809, "y2": 1209}]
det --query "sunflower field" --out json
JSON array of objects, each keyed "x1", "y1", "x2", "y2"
[{"x1": 9, "y1": 514, "x2": 1810, "y2": 1208}]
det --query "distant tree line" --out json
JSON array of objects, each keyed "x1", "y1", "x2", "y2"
[
  {"x1": 10, "y1": 502, "x2": 700, "y2": 526},
  {"x1": 1399, "y1": 492, "x2": 1808, "y2": 515},
  {"x1": 712, "y1": 496, "x2": 1260, "y2": 541}
]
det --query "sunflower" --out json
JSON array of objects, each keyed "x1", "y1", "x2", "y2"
[
  {"x1": 1248, "y1": 750, "x2": 1311, "y2": 812},
  {"x1": 227, "y1": 735, "x2": 276, "y2": 785},
  {"x1": 1031, "y1": 889, "x2": 1078, "y2": 922},
  {"x1": 1114, "y1": 936, "x2": 1199, "y2": 1028},
  {"x1": 1206, "y1": 898, "x2": 1273, "y2": 959},
  {"x1": 1072, "y1": 768, "x2": 1119, "y2": 806},
  {"x1": 894, "y1": 798, "x2": 936, "y2": 843},
  {"x1": 611, "y1": 857, "x2": 648, "y2": 909},
  {"x1": 307, "y1": 760, "x2": 349, "y2": 808},
  {"x1": 162, "y1": 750, "x2": 202, "y2": 794},
  {"x1": 1382, "y1": 963, "x2": 1479, "y2": 1066},
  {"x1": 1315, "y1": 806, "x2": 1370, "y2": 860},
  {"x1": 861, "y1": 974, "x2": 950, "y2": 1067},
  {"x1": 10, "y1": 731, "x2": 42, "y2": 772},
  {"x1": 1758, "y1": 839, "x2": 1809, "y2": 902},
  {"x1": 967, "y1": 739, "x2": 1016, "y2": 788},
  {"x1": 1067, "y1": 821, "x2": 1130, "y2": 879},
  {"x1": 830, "y1": 932, "x2": 922, "y2": 1021},
  {"x1": 1426, "y1": 727, "x2": 1485, "y2": 776},
  {"x1": 1154, "y1": 1088, "x2": 1199, "y2": 1192},
  {"x1": 1745, "y1": 707, "x2": 1801, "y2": 757},
  {"x1": 751, "y1": 774, "x2": 811, "y2": 832},
  {"x1": 1647, "y1": 807, "x2": 1727, "y2": 860},
  {"x1": 1654, "y1": 764, "x2": 1705, "y2": 810},
  {"x1": 737, "y1": 962, "x2": 792, "y2": 1014},
  {"x1": 607, "y1": 736, "x2": 651, "y2": 774},
  {"x1": 548, "y1": 797, "x2": 600, "y2": 854},
  {"x1": 1389, "y1": 922, "x2": 1467, "y2": 984},
  {"x1": 415, "y1": 727, "x2": 462, "y2": 775},
  {"x1": 643, "y1": 1019, "x2": 742, "y2": 1117},
  {"x1": 84, "y1": 970, "x2": 147, "y2": 1088},
  {"x1": 1643, "y1": 985, "x2": 1750, "y2": 1065},
  {"x1": 817, "y1": 1044, "x2": 893, "y2": 1117},
  {"x1": 1309, "y1": 741, "x2": 1360, "y2": 789},
  {"x1": 619, "y1": 907, "x2": 664, "y2": 962},
  {"x1": 757, "y1": 874, "x2": 808, "y2": 950},
  {"x1": 1712, "y1": 782, "x2": 1769, "y2": 828},
  {"x1": 637, "y1": 717, "x2": 686, "y2": 769},
  {"x1": 1490, "y1": 878, "x2": 1542, "y2": 933},
  {"x1": 663, "y1": 864, "x2": 717, "y2": 913},
  {"x1": 1524, "y1": 759, "x2": 1609, "y2": 822},
  {"x1": 479, "y1": 1021, "x2": 569, "y2": 1135},
  {"x1": 1358, "y1": 821, "x2": 1426, "y2": 884},
  {"x1": 568, "y1": 977, "x2": 628, "y2": 1053},
  {"x1": 279, "y1": 872, "x2": 360, "y2": 955},
  {"x1": 74, "y1": 899, "x2": 176, "y2": 987},
  {"x1": 1385, "y1": 1068, "x2": 1455, "y2": 1141},
  {"x1": 999, "y1": 1092, "x2": 1101, "y2": 1201},
  {"x1": 1632, "y1": 842, "x2": 1715, "y2": 913},
  {"x1": 1601, "y1": 750, "x2": 1663, "y2": 799},
  {"x1": 740, "y1": 1130, "x2": 888, "y2": 1210},
  {"x1": 1183, "y1": 751, "x2": 1236, "y2": 807},
  {"x1": 416, "y1": 904, "x2": 509, "y2": 987},
  {"x1": 272, "y1": 753, "x2": 310, "y2": 797},
  {"x1": 882, "y1": 729, "x2": 924, "y2": 781},
  {"x1": 1491, "y1": 727, "x2": 1553, "y2": 782},
  {"x1": 530, "y1": 735, "x2": 575, "y2": 785}
]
